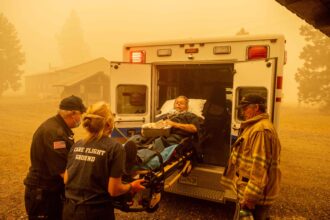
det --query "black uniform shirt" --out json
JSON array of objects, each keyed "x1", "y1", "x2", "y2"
[
  {"x1": 65, "y1": 136, "x2": 125, "y2": 204},
  {"x1": 24, "y1": 114, "x2": 74, "y2": 191},
  {"x1": 169, "y1": 112, "x2": 200, "y2": 135},
  {"x1": 161, "y1": 112, "x2": 200, "y2": 147}
]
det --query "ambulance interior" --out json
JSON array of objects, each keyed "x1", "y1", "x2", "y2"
[{"x1": 156, "y1": 63, "x2": 234, "y2": 166}]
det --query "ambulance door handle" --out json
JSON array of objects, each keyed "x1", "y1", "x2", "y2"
[
  {"x1": 232, "y1": 123, "x2": 240, "y2": 130},
  {"x1": 115, "y1": 118, "x2": 145, "y2": 123}
]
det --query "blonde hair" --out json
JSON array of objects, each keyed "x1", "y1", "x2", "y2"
[{"x1": 82, "y1": 101, "x2": 114, "y2": 142}]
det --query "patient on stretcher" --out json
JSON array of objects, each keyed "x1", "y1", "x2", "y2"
[
  {"x1": 124, "y1": 141, "x2": 183, "y2": 173},
  {"x1": 124, "y1": 96, "x2": 202, "y2": 174}
]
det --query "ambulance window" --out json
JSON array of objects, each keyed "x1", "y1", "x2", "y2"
[
  {"x1": 236, "y1": 87, "x2": 267, "y2": 121},
  {"x1": 116, "y1": 85, "x2": 147, "y2": 114}
]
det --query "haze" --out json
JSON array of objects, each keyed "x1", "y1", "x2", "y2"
[{"x1": 1, "y1": 0, "x2": 316, "y2": 103}]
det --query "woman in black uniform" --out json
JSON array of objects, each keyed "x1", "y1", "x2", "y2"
[{"x1": 62, "y1": 101, "x2": 145, "y2": 220}]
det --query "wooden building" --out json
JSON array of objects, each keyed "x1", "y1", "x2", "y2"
[{"x1": 25, "y1": 57, "x2": 110, "y2": 105}]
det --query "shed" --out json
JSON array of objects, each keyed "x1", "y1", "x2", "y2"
[{"x1": 25, "y1": 57, "x2": 110, "y2": 105}]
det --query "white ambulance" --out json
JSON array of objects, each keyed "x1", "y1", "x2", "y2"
[{"x1": 109, "y1": 34, "x2": 285, "y2": 210}]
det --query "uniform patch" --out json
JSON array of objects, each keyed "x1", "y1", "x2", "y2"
[{"x1": 53, "y1": 141, "x2": 66, "y2": 149}]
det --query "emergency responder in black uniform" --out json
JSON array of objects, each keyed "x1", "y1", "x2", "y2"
[
  {"x1": 62, "y1": 101, "x2": 145, "y2": 220},
  {"x1": 24, "y1": 95, "x2": 86, "y2": 220}
]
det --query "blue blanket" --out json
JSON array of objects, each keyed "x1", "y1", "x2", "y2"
[{"x1": 134, "y1": 144, "x2": 178, "y2": 170}]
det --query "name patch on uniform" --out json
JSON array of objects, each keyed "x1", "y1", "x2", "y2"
[
  {"x1": 73, "y1": 147, "x2": 106, "y2": 163},
  {"x1": 53, "y1": 141, "x2": 66, "y2": 149}
]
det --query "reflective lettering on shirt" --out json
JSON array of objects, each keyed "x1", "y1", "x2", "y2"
[
  {"x1": 75, "y1": 154, "x2": 96, "y2": 162},
  {"x1": 84, "y1": 148, "x2": 106, "y2": 156},
  {"x1": 74, "y1": 147, "x2": 85, "y2": 152}
]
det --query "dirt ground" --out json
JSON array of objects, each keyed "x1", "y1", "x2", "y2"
[{"x1": 0, "y1": 97, "x2": 329, "y2": 220}]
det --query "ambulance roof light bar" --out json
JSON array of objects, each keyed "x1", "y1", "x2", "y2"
[
  {"x1": 247, "y1": 45, "x2": 268, "y2": 60},
  {"x1": 130, "y1": 50, "x2": 146, "y2": 63},
  {"x1": 157, "y1": 49, "x2": 172, "y2": 57},
  {"x1": 213, "y1": 46, "x2": 231, "y2": 55}
]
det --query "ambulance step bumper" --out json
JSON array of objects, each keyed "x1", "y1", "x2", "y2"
[{"x1": 165, "y1": 183, "x2": 225, "y2": 203}]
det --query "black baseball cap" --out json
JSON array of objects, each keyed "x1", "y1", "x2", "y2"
[
  {"x1": 238, "y1": 94, "x2": 265, "y2": 108},
  {"x1": 59, "y1": 95, "x2": 86, "y2": 113}
]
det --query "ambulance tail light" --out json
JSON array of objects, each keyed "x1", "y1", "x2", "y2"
[
  {"x1": 247, "y1": 46, "x2": 268, "y2": 60},
  {"x1": 277, "y1": 76, "x2": 283, "y2": 89},
  {"x1": 130, "y1": 50, "x2": 146, "y2": 63},
  {"x1": 276, "y1": 76, "x2": 283, "y2": 102}
]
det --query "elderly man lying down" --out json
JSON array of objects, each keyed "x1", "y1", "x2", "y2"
[{"x1": 124, "y1": 96, "x2": 204, "y2": 173}]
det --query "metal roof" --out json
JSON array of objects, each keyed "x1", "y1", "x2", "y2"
[
  {"x1": 52, "y1": 71, "x2": 105, "y2": 87},
  {"x1": 275, "y1": 0, "x2": 330, "y2": 37}
]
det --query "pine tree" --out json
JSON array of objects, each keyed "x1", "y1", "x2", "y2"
[
  {"x1": 0, "y1": 13, "x2": 25, "y2": 96},
  {"x1": 295, "y1": 25, "x2": 330, "y2": 111},
  {"x1": 236, "y1": 28, "x2": 249, "y2": 35},
  {"x1": 56, "y1": 10, "x2": 90, "y2": 66}
]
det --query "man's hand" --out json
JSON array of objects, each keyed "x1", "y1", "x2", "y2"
[
  {"x1": 164, "y1": 119, "x2": 197, "y2": 133},
  {"x1": 240, "y1": 199, "x2": 256, "y2": 210},
  {"x1": 164, "y1": 119, "x2": 176, "y2": 127},
  {"x1": 130, "y1": 179, "x2": 145, "y2": 193}
]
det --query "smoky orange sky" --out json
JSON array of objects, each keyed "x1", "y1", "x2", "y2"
[{"x1": 1, "y1": 0, "x2": 318, "y2": 103}]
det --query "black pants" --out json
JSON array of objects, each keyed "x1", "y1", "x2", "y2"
[
  {"x1": 24, "y1": 186, "x2": 63, "y2": 220},
  {"x1": 62, "y1": 199, "x2": 115, "y2": 220},
  {"x1": 252, "y1": 205, "x2": 271, "y2": 220}
]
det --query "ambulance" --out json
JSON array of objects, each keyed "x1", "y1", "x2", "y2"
[{"x1": 109, "y1": 34, "x2": 285, "y2": 211}]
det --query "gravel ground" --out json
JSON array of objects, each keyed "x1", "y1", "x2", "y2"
[{"x1": 0, "y1": 98, "x2": 329, "y2": 219}]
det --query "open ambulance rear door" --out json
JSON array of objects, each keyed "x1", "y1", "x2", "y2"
[
  {"x1": 109, "y1": 62, "x2": 152, "y2": 143},
  {"x1": 231, "y1": 58, "x2": 277, "y2": 138}
]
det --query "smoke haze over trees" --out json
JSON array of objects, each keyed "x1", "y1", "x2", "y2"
[
  {"x1": 56, "y1": 10, "x2": 90, "y2": 67},
  {"x1": 0, "y1": 13, "x2": 25, "y2": 96},
  {"x1": 295, "y1": 25, "x2": 330, "y2": 111},
  {"x1": 236, "y1": 28, "x2": 249, "y2": 35}
]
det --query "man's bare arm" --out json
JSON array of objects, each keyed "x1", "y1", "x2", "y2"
[{"x1": 164, "y1": 119, "x2": 197, "y2": 133}]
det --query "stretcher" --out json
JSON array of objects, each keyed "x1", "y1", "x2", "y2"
[{"x1": 112, "y1": 137, "x2": 195, "y2": 212}]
